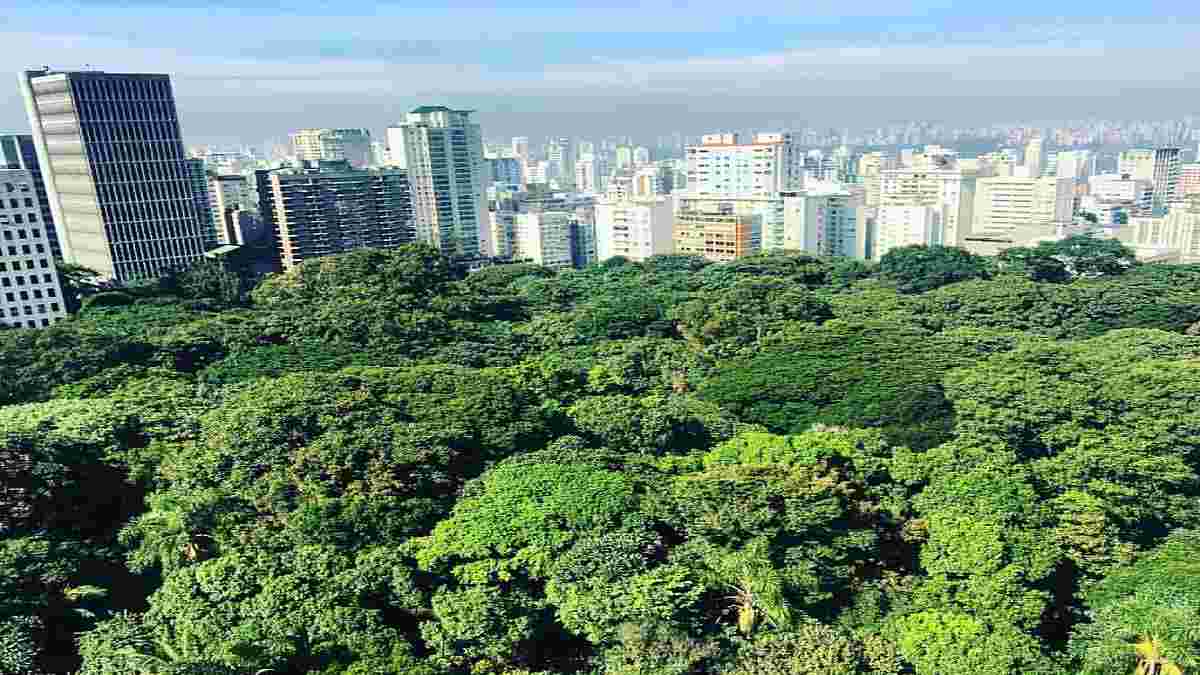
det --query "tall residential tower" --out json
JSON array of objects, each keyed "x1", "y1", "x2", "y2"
[{"x1": 399, "y1": 106, "x2": 489, "y2": 259}]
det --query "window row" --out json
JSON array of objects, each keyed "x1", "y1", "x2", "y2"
[
  {"x1": 0, "y1": 318, "x2": 52, "y2": 329},
  {"x1": 0, "y1": 276, "x2": 57, "y2": 291},
  {"x1": 3, "y1": 244, "x2": 46, "y2": 255},
  {"x1": 0, "y1": 214, "x2": 38, "y2": 225},
  {"x1": 0, "y1": 302, "x2": 59, "y2": 316},
  {"x1": 0, "y1": 259, "x2": 51, "y2": 272}
]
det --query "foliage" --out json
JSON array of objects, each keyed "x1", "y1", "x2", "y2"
[{"x1": 0, "y1": 245, "x2": 1198, "y2": 675}]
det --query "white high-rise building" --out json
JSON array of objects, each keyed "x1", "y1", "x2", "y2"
[
  {"x1": 633, "y1": 146, "x2": 651, "y2": 166},
  {"x1": 1118, "y1": 199, "x2": 1200, "y2": 262},
  {"x1": 0, "y1": 168, "x2": 66, "y2": 329},
  {"x1": 1024, "y1": 134, "x2": 1043, "y2": 178},
  {"x1": 595, "y1": 197, "x2": 674, "y2": 262},
  {"x1": 685, "y1": 132, "x2": 802, "y2": 197},
  {"x1": 575, "y1": 155, "x2": 608, "y2": 194},
  {"x1": 777, "y1": 188, "x2": 861, "y2": 257},
  {"x1": 1089, "y1": 174, "x2": 1154, "y2": 215},
  {"x1": 878, "y1": 163, "x2": 977, "y2": 246},
  {"x1": 874, "y1": 206, "x2": 942, "y2": 258},
  {"x1": 384, "y1": 126, "x2": 407, "y2": 169},
  {"x1": 400, "y1": 106, "x2": 489, "y2": 258},
  {"x1": 207, "y1": 174, "x2": 256, "y2": 245},
  {"x1": 512, "y1": 211, "x2": 574, "y2": 269},
  {"x1": 970, "y1": 175, "x2": 1073, "y2": 245},
  {"x1": 1119, "y1": 149, "x2": 1155, "y2": 181},
  {"x1": 1055, "y1": 150, "x2": 1092, "y2": 182},
  {"x1": 290, "y1": 128, "x2": 372, "y2": 168}
]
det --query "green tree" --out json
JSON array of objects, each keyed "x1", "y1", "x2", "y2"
[{"x1": 877, "y1": 245, "x2": 991, "y2": 294}]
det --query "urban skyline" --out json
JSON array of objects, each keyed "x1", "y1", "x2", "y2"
[{"x1": 4, "y1": 2, "x2": 1200, "y2": 143}]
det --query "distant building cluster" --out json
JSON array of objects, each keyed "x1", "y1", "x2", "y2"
[{"x1": 6, "y1": 66, "x2": 1200, "y2": 329}]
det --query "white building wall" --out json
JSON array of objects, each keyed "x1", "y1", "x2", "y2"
[{"x1": 0, "y1": 169, "x2": 67, "y2": 329}]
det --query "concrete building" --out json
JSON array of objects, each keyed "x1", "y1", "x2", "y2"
[
  {"x1": 384, "y1": 126, "x2": 407, "y2": 169},
  {"x1": 574, "y1": 155, "x2": 608, "y2": 194},
  {"x1": 259, "y1": 160, "x2": 413, "y2": 270},
  {"x1": 1181, "y1": 164, "x2": 1200, "y2": 197},
  {"x1": 0, "y1": 169, "x2": 66, "y2": 328},
  {"x1": 1117, "y1": 198, "x2": 1200, "y2": 262},
  {"x1": 487, "y1": 157, "x2": 522, "y2": 187},
  {"x1": 290, "y1": 128, "x2": 372, "y2": 169},
  {"x1": 615, "y1": 145, "x2": 634, "y2": 171},
  {"x1": 1150, "y1": 147, "x2": 1181, "y2": 216},
  {"x1": 776, "y1": 188, "x2": 860, "y2": 257},
  {"x1": 0, "y1": 133, "x2": 58, "y2": 259},
  {"x1": 1118, "y1": 149, "x2": 1156, "y2": 182},
  {"x1": 1024, "y1": 134, "x2": 1043, "y2": 178},
  {"x1": 594, "y1": 197, "x2": 674, "y2": 262},
  {"x1": 874, "y1": 205, "x2": 942, "y2": 257},
  {"x1": 686, "y1": 132, "x2": 802, "y2": 197},
  {"x1": 633, "y1": 165, "x2": 666, "y2": 199},
  {"x1": 673, "y1": 195, "x2": 765, "y2": 262},
  {"x1": 633, "y1": 146, "x2": 651, "y2": 166},
  {"x1": 208, "y1": 174, "x2": 257, "y2": 245},
  {"x1": 1089, "y1": 173, "x2": 1154, "y2": 215},
  {"x1": 399, "y1": 106, "x2": 489, "y2": 259},
  {"x1": 1055, "y1": 150, "x2": 1092, "y2": 182},
  {"x1": 971, "y1": 175, "x2": 1073, "y2": 244},
  {"x1": 19, "y1": 69, "x2": 215, "y2": 281},
  {"x1": 512, "y1": 211, "x2": 575, "y2": 269},
  {"x1": 878, "y1": 163, "x2": 977, "y2": 246}
]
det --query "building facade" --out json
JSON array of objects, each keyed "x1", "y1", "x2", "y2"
[
  {"x1": 19, "y1": 69, "x2": 215, "y2": 281},
  {"x1": 261, "y1": 161, "x2": 414, "y2": 269},
  {"x1": 512, "y1": 211, "x2": 575, "y2": 269},
  {"x1": 673, "y1": 196, "x2": 762, "y2": 262},
  {"x1": 400, "y1": 106, "x2": 489, "y2": 259},
  {"x1": 971, "y1": 175, "x2": 1073, "y2": 240},
  {"x1": 874, "y1": 205, "x2": 942, "y2": 258},
  {"x1": 685, "y1": 132, "x2": 802, "y2": 197},
  {"x1": 0, "y1": 169, "x2": 66, "y2": 329},
  {"x1": 594, "y1": 197, "x2": 674, "y2": 262},
  {"x1": 0, "y1": 133, "x2": 59, "y2": 259},
  {"x1": 290, "y1": 128, "x2": 372, "y2": 168},
  {"x1": 1150, "y1": 147, "x2": 1181, "y2": 216},
  {"x1": 878, "y1": 164, "x2": 977, "y2": 246}
]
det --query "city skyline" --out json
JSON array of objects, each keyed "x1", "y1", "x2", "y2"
[{"x1": 3, "y1": 2, "x2": 1200, "y2": 144}]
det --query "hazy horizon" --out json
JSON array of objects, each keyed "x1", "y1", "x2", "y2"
[{"x1": 4, "y1": 1, "x2": 1200, "y2": 146}]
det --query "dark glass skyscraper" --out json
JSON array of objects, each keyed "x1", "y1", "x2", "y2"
[{"x1": 18, "y1": 69, "x2": 216, "y2": 281}]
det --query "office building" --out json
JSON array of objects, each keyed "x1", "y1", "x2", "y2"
[
  {"x1": 878, "y1": 162, "x2": 977, "y2": 246},
  {"x1": 548, "y1": 137, "x2": 574, "y2": 188},
  {"x1": 259, "y1": 160, "x2": 413, "y2": 269},
  {"x1": 594, "y1": 197, "x2": 674, "y2": 262},
  {"x1": 969, "y1": 175, "x2": 1073, "y2": 248},
  {"x1": 399, "y1": 106, "x2": 489, "y2": 259},
  {"x1": 19, "y1": 69, "x2": 216, "y2": 281},
  {"x1": 1150, "y1": 147, "x2": 1181, "y2": 216},
  {"x1": 673, "y1": 195, "x2": 765, "y2": 262},
  {"x1": 0, "y1": 169, "x2": 66, "y2": 329},
  {"x1": 290, "y1": 128, "x2": 372, "y2": 169},
  {"x1": 0, "y1": 133, "x2": 58, "y2": 258}
]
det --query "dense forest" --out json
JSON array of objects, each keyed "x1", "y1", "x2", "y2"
[{"x1": 2, "y1": 237, "x2": 1199, "y2": 675}]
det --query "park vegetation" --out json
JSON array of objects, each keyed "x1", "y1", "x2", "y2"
[{"x1": 2, "y1": 237, "x2": 1199, "y2": 674}]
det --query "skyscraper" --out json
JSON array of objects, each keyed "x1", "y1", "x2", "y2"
[
  {"x1": 290, "y1": 128, "x2": 372, "y2": 168},
  {"x1": 19, "y1": 69, "x2": 215, "y2": 281},
  {"x1": 0, "y1": 133, "x2": 58, "y2": 259},
  {"x1": 400, "y1": 106, "x2": 489, "y2": 259}
]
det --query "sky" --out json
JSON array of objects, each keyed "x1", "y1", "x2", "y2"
[{"x1": 3, "y1": 1, "x2": 1200, "y2": 146}]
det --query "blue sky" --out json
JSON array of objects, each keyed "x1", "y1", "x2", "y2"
[{"x1": 3, "y1": 1, "x2": 1199, "y2": 144}]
